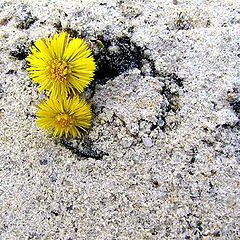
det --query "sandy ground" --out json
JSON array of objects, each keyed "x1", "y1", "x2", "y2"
[{"x1": 0, "y1": 0, "x2": 239, "y2": 239}]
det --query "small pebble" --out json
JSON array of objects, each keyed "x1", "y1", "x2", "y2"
[{"x1": 142, "y1": 136, "x2": 153, "y2": 147}]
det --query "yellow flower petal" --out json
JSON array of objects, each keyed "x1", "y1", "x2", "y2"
[
  {"x1": 36, "y1": 96, "x2": 92, "y2": 138},
  {"x1": 26, "y1": 32, "x2": 96, "y2": 98}
]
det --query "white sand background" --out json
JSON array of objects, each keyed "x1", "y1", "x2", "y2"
[{"x1": 0, "y1": 0, "x2": 239, "y2": 239}]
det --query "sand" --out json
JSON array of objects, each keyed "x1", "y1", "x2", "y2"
[{"x1": 0, "y1": 0, "x2": 239, "y2": 239}]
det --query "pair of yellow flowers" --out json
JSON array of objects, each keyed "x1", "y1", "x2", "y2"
[{"x1": 26, "y1": 32, "x2": 96, "y2": 138}]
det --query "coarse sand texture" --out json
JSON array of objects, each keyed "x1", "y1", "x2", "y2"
[{"x1": 0, "y1": 0, "x2": 239, "y2": 239}]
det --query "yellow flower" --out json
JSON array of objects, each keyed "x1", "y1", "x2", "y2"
[
  {"x1": 36, "y1": 96, "x2": 92, "y2": 138},
  {"x1": 26, "y1": 32, "x2": 95, "y2": 98}
]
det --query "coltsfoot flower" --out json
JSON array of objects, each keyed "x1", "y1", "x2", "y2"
[
  {"x1": 26, "y1": 32, "x2": 95, "y2": 98},
  {"x1": 36, "y1": 96, "x2": 92, "y2": 138}
]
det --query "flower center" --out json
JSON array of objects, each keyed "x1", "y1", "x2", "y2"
[
  {"x1": 50, "y1": 60, "x2": 71, "y2": 82},
  {"x1": 56, "y1": 113, "x2": 73, "y2": 127}
]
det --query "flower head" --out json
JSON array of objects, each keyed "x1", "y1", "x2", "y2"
[
  {"x1": 36, "y1": 96, "x2": 92, "y2": 138},
  {"x1": 26, "y1": 32, "x2": 95, "y2": 98}
]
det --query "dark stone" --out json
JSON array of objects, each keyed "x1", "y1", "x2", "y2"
[
  {"x1": 152, "y1": 180, "x2": 159, "y2": 188},
  {"x1": 25, "y1": 110, "x2": 36, "y2": 120},
  {"x1": 190, "y1": 156, "x2": 195, "y2": 164},
  {"x1": 16, "y1": 11, "x2": 37, "y2": 29},
  {"x1": 150, "y1": 123, "x2": 158, "y2": 131},
  {"x1": 66, "y1": 205, "x2": 73, "y2": 212},
  {"x1": 51, "y1": 210, "x2": 59, "y2": 216},
  {"x1": 150, "y1": 228, "x2": 158, "y2": 235},
  {"x1": 39, "y1": 159, "x2": 48, "y2": 165},
  {"x1": 10, "y1": 45, "x2": 28, "y2": 60},
  {"x1": 6, "y1": 69, "x2": 16, "y2": 74},
  {"x1": 196, "y1": 220, "x2": 203, "y2": 231},
  {"x1": 188, "y1": 170, "x2": 194, "y2": 175}
]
